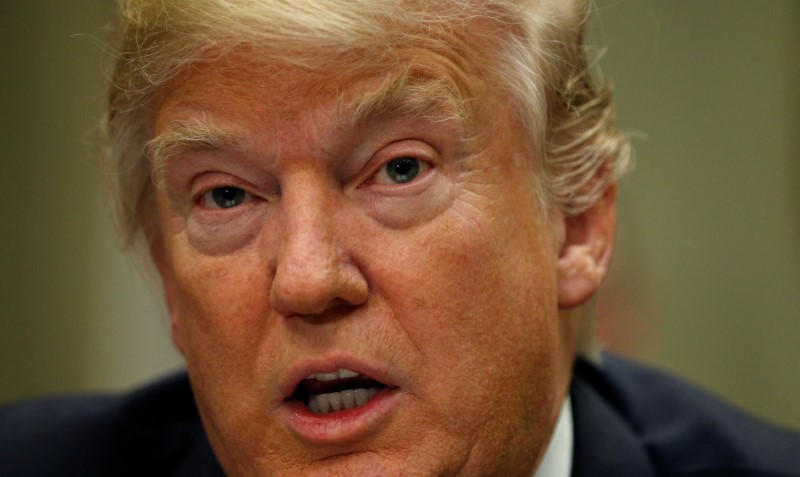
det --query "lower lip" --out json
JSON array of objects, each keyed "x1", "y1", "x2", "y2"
[{"x1": 281, "y1": 388, "x2": 401, "y2": 443}]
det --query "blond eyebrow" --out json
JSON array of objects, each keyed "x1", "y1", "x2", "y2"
[
  {"x1": 146, "y1": 70, "x2": 475, "y2": 184},
  {"x1": 146, "y1": 117, "x2": 245, "y2": 183},
  {"x1": 340, "y1": 68, "x2": 475, "y2": 137}
]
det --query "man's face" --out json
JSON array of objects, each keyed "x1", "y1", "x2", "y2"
[{"x1": 150, "y1": 53, "x2": 581, "y2": 476}]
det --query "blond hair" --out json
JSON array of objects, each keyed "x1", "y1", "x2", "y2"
[{"x1": 103, "y1": 0, "x2": 629, "y2": 245}]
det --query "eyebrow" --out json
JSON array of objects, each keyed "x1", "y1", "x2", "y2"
[
  {"x1": 146, "y1": 116, "x2": 246, "y2": 184},
  {"x1": 146, "y1": 68, "x2": 476, "y2": 181},
  {"x1": 339, "y1": 67, "x2": 474, "y2": 137}
]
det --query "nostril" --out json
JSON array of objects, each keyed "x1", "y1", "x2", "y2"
[{"x1": 280, "y1": 301, "x2": 358, "y2": 322}]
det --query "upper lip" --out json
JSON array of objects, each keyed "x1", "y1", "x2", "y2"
[{"x1": 280, "y1": 355, "x2": 394, "y2": 402}]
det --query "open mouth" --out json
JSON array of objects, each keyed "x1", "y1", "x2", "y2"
[{"x1": 289, "y1": 368, "x2": 388, "y2": 414}]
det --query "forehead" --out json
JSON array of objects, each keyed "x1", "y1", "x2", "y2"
[
  {"x1": 152, "y1": 49, "x2": 492, "y2": 153},
  {"x1": 156, "y1": 60, "x2": 345, "y2": 128},
  {"x1": 158, "y1": 22, "x2": 493, "y2": 108}
]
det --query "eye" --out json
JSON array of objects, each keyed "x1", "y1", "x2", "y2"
[
  {"x1": 375, "y1": 157, "x2": 429, "y2": 185},
  {"x1": 201, "y1": 186, "x2": 250, "y2": 209}
]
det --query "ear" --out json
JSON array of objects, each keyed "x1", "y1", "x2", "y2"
[
  {"x1": 557, "y1": 184, "x2": 617, "y2": 308},
  {"x1": 150, "y1": 238, "x2": 185, "y2": 355}
]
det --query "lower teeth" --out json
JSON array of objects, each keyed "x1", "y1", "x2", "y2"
[{"x1": 308, "y1": 387, "x2": 380, "y2": 414}]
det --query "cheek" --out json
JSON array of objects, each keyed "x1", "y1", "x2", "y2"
[
  {"x1": 173, "y1": 255, "x2": 267, "y2": 341},
  {"x1": 164, "y1": 242, "x2": 287, "y2": 457},
  {"x1": 422, "y1": 236, "x2": 559, "y2": 387},
  {"x1": 389, "y1": 186, "x2": 560, "y2": 355},
  {"x1": 367, "y1": 196, "x2": 562, "y2": 432},
  {"x1": 157, "y1": 194, "x2": 271, "y2": 338},
  {"x1": 163, "y1": 228, "x2": 275, "y2": 385}
]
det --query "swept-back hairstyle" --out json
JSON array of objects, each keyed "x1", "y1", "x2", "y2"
[{"x1": 103, "y1": 0, "x2": 629, "y2": 246}]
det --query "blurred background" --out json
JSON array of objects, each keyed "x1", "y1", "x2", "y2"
[{"x1": 1, "y1": 0, "x2": 798, "y2": 429}]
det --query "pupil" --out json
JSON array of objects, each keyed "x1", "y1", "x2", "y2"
[
  {"x1": 212, "y1": 187, "x2": 245, "y2": 208},
  {"x1": 386, "y1": 157, "x2": 420, "y2": 184}
]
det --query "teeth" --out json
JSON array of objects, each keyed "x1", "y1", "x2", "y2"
[
  {"x1": 315, "y1": 372, "x2": 338, "y2": 382},
  {"x1": 305, "y1": 368, "x2": 360, "y2": 382},
  {"x1": 341, "y1": 390, "x2": 355, "y2": 408},
  {"x1": 308, "y1": 387, "x2": 380, "y2": 414},
  {"x1": 338, "y1": 369, "x2": 359, "y2": 379},
  {"x1": 354, "y1": 388, "x2": 369, "y2": 406},
  {"x1": 315, "y1": 393, "x2": 331, "y2": 413},
  {"x1": 328, "y1": 392, "x2": 342, "y2": 412}
]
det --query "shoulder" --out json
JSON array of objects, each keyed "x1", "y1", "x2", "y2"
[
  {"x1": 0, "y1": 373, "x2": 222, "y2": 477},
  {"x1": 572, "y1": 353, "x2": 800, "y2": 477}
]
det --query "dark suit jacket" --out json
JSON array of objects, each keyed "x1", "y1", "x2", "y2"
[
  {"x1": 570, "y1": 355, "x2": 800, "y2": 477},
  {"x1": 2, "y1": 354, "x2": 799, "y2": 476}
]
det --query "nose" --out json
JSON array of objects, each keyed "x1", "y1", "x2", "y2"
[{"x1": 269, "y1": 180, "x2": 369, "y2": 317}]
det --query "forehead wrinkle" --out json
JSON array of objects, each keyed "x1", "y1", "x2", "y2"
[{"x1": 147, "y1": 116, "x2": 246, "y2": 186}]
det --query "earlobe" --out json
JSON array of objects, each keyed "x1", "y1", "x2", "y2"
[
  {"x1": 557, "y1": 184, "x2": 617, "y2": 309},
  {"x1": 557, "y1": 242, "x2": 608, "y2": 308}
]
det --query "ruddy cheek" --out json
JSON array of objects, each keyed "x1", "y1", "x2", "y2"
[{"x1": 173, "y1": 263, "x2": 268, "y2": 361}]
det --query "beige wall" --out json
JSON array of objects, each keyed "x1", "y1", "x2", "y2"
[
  {"x1": 0, "y1": 0, "x2": 183, "y2": 399},
  {"x1": 2, "y1": 0, "x2": 798, "y2": 429},
  {"x1": 594, "y1": 0, "x2": 800, "y2": 429}
]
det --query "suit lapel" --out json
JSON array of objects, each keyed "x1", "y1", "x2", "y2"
[
  {"x1": 569, "y1": 361, "x2": 658, "y2": 477},
  {"x1": 172, "y1": 426, "x2": 226, "y2": 477}
]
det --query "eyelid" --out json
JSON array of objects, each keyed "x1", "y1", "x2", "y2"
[
  {"x1": 370, "y1": 157, "x2": 432, "y2": 186},
  {"x1": 190, "y1": 173, "x2": 262, "y2": 210},
  {"x1": 362, "y1": 140, "x2": 439, "y2": 186},
  {"x1": 198, "y1": 186, "x2": 253, "y2": 210}
]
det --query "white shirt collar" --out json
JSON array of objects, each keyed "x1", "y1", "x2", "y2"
[{"x1": 533, "y1": 397, "x2": 573, "y2": 477}]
